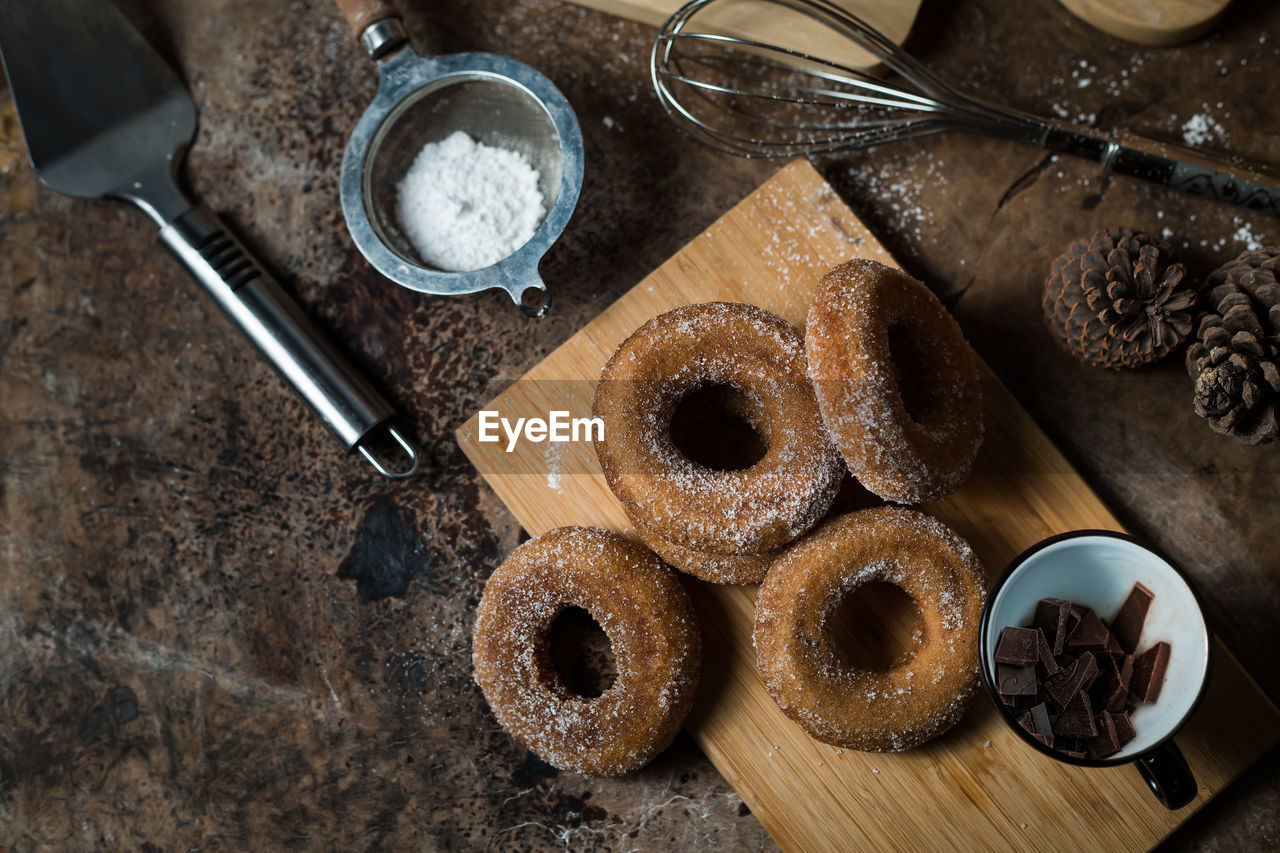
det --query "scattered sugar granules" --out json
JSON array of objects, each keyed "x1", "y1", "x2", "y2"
[
  {"x1": 1233, "y1": 220, "x2": 1265, "y2": 251},
  {"x1": 1181, "y1": 112, "x2": 1226, "y2": 147},
  {"x1": 395, "y1": 130, "x2": 545, "y2": 272}
]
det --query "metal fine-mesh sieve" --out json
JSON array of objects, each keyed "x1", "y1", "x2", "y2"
[{"x1": 335, "y1": 1, "x2": 584, "y2": 317}]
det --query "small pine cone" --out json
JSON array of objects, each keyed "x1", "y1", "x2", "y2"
[
  {"x1": 1185, "y1": 248, "x2": 1280, "y2": 445},
  {"x1": 1043, "y1": 227, "x2": 1197, "y2": 368}
]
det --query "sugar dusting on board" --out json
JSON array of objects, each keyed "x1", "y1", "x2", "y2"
[{"x1": 396, "y1": 131, "x2": 545, "y2": 272}]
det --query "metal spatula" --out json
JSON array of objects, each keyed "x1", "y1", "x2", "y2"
[{"x1": 0, "y1": 0, "x2": 418, "y2": 478}]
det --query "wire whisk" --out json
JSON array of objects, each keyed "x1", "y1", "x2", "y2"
[{"x1": 651, "y1": 0, "x2": 1280, "y2": 216}]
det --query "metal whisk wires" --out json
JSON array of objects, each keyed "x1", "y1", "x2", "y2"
[{"x1": 650, "y1": 0, "x2": 1041, "y2": 158}]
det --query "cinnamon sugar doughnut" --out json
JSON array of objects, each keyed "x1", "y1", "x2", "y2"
[
  {"x1": 629, "y1": 509, "x2": 780, "y2": 585},
  {"x1": 593, "y1": 302, "x2": 842, "y2": 555},
  {"x1": 806, "y1": 260, "x2": 983, "y2": 504},
  {"x1": 472, "y1": 527, "x2": 700, "y2": 775},
  {"x1": 753, "y1": 507, "x2": 986, "y2": 751}
]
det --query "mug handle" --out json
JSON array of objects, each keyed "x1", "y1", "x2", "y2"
[{"x1": 1135, "y1": 741, "x2": 1197, "y2": 809}]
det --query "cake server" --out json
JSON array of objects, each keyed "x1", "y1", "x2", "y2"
[{"x1": 0, "y1": 0, "x2": 418, "y2": 478}]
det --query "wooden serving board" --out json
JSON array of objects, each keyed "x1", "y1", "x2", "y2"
[
  {"x1": 568, "y1": 0, "x2": 923, "y2": 70},
  {"x1": 457, "y1": 160, "x2": 1280, "y2": 851}
]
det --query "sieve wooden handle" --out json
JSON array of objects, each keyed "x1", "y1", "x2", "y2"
[{"x1": 333, "y1": 0, "x2": 398, "y2": 37}]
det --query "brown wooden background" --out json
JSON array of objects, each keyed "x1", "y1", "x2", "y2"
[{"x1": 1, "y1": 0, "x2": 1277, "y2": 848}]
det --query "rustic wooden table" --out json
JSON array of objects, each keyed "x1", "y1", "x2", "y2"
[{"x1": 1, "y1": 0, "x2": 1276, "y2": 849}]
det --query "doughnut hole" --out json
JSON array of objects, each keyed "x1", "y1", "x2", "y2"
[
  {"x1": 887, "y1": 321, "x2": 951, "y2": 425},
  {"x1": 669, "y1": 384, "x2": 769, "y2": 471},
  {"x1": 827, "y1": 581, "x2": 924, "y2": 672},
  {"x1": 546, "y1": 606, "x2": 617, "y2": 698}
]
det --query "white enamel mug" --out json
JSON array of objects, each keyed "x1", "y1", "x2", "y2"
[{"x1": 979, "y1": 530, "x2": 1213, "y2": 809}]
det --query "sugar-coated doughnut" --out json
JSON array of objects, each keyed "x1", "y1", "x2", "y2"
[
  {"x1": 806, "y1": 260, "x2": 983, "y2": 504},
  {"x1": 753, "y1": 507, "x2": 986, "y2": 751},
  {"x1": 472, "y1": 527, "x2": 700, "y2": 775},
  {"x1": 629, "y1": 508, "x2": 781, "y2": 585},
  {"x1": 593, "y1": 302, "x2": 842, "y2": 555}
]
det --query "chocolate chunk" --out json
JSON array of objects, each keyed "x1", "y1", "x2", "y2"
[
  {"x1": 1078, "y1": 652, "x2": 1100, "y2": 694},
  {"x1": 1028, "y1": 702, "x2": 1052, "y2": 736},
  {"x1": 1066, "y1": 608, "x2": 1110, "y2": 651},
  {"x1": 1053, "y1": 691, "x2": 1098, "y2": 738},
  {"x1": 1066, "y1": 604, "x2": 1085, "y2": 637},
  {"x1": 995, "y1": 626, "x2": 1039, "y2": 665},
  {"x1": 1087, "y1": 711, "x2": 1121, "y2": 758},
  {"x1": 1059, "y1": 747, "x2": 1088, "y2": 760},
  {"x1": 1102, "y1": 678, "x2": 1128, "y2": 714},
  {"x1": 1046, "y1": 651, "x2": 1099, "y2": 708},
  {"x1": 1035, "y1": 628, "x2": 1060, "y2": 677},
  {"x1": 1132, "y1": 642, "x2": 1171, "y2": 703},
  {"x1": 1119, "y1": 654, "x2": 1134, "y2": 688},
  {"x1": 1091, "y1": 657, "x2": 1128, "y2": 714},
  {"x1": 1111, "y1": 583, "x2": 1154, "y2": 653},
  {"x1": 1030, "y1": 732, "x2": 1054, "y2": 748},
  {"x1": 1104, "y1": 631, "x2": 1124, "y2": 657},
  {"x1": 997, "y1": 663, "x2": 1038, "y2": 698},
  {"x1": 1016, "y1": 710, "x2": 1034, "y2": 733},
  {"x1": 1035, "y1": 598, "x2": 1073, "y2": 655},
  {"x1": 1113, "y1": 711, "x2": 1136, "y2": 746},
  {"x1": 1052, "y1": 735, "x2": 1082, "y2": 753}
]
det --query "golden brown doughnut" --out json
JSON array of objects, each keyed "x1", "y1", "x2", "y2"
[
  {"x1": 472, "y1": 526, "x2": 700, "y2": 775},
  {"x1": 753, "y1": 507, "x2": 986, "y2": 751},
  {"x1": 593, "y1": 302, "x2": 842, "y2": 554},
  {"x1": 806, "y1": 260, "x2": 983, "y2": 504},
  {"x1": 628, "y1": 508, "x2": 781, "y2": 585}
]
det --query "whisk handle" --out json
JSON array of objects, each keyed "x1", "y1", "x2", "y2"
[
  {"x1": 333, "y1": 0, "x2": 407, "y2": 59},
  {"x1": 1042, "y1": 124, "x2": 1280, "y2": 217}
]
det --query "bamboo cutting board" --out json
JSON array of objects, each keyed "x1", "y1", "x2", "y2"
[{"x1": 457, "y1": 160, "x2": 1280, "y2": 851}]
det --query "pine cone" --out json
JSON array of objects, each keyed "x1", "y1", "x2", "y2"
[
  {"x1": 1043, "y1": 227, "x2": 1196, "y2": 368},
  {"x1": 1185, "y1": 248, "x2": 1280, "y2": 445}
]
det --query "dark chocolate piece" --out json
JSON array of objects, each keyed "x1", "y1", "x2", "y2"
[
  {"x1": 1078, "y1": 652, "x2": 1100, "y2": 694},
  {"x1": 1113, "y1": 711, "x2": 1136, "y2": 746},
  {"x1": 997, "y1": 663, "x2": 1038, "y2": 698},
  {"x1": 1001, "y1": 691, "x2": 1036, "y2": 711},
  {"x1": 1102, "y1": 678, "x2": 1128, "y2": 714},
  {"x1": 1087, "y1": 711, "x2": 1121, "y2": 758},
  {"x1": 1046, "y1": 651, "x2": 1099, "y2": 708},
  {"x1": 1034, "y1": 598, "x2": 1072, "y2": 655},
  {"x1": 1035, "y1": 628, "x2": 1060, "y2": 677},
  {"x1": 995, "y1": 626, "x2": 1039, "y2": 665},
  {"x1": 1028, "y1": 702, "x2": 1052, "y2": 737},
  {"x1": 1066, "y1": 608, "x2": 1110, "y2": 651},
  {"x1": 1053, "y1": 691, "x2": 1098, "y2": 738},
  {"x1": 1031, "y1": 732, "x2": 1054, "y2": 748},
  {"x1": 1090, "y1": 656, "x2": 1126, "y2": 714},
  {"x1": 1131, "y1": 641, "x2": 1171, "y2": 703},
  {"x1": 1053, "y1": 735, "x2": 1083, "y2": 754},
  {"x1": 1119, "y1": 654, "x2": 1134, "y2": 688},
  {"x1": 1104, "y1": 631, "x2": 1124, "y2": 658},
  {"x1": 1059, "y1": 747, "x2": 1088, "y2": 760},
  {"x1": 1066, "y1": 604, "x2": 1085, "y2": 639},
  {"x1": 1016, "y1": 710, "x2": 1034, "y2": 733},
  {"x1": 1111, "y1": 582, "x2": 1154, "y2": 653}
]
